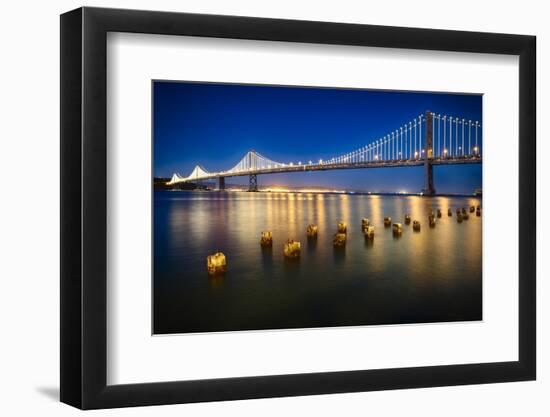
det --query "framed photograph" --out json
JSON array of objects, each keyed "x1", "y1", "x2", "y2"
[{"x1": 61, "y1": 7, "x2": 536, "y2": 409}]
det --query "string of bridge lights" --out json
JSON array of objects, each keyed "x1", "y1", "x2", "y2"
[
  {"x1": 308, "y1": 113, "x2": 481, "y2": 167},
  {"x1": 168, "y1": 112, "x2": 481, "y2": 184},
  {"x1": 230, "y1": 113, "x2": 481, "y2": 169}
]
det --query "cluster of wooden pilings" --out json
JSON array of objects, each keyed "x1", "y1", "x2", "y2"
[{"x1": 206, "y1": 205, "x2": 481, "y2": 275}]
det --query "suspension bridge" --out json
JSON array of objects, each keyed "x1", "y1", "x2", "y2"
[{"x1": 167, "y1": 111, "x2": 482, "y2": 195}]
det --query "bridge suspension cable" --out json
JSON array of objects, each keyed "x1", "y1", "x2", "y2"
[
  {"x1": 320, "y1": 111, "x2": 480, "y2": 166},
  {"x1": 167, "y1": 110, "x2": 481, "y2": 185},
  {"x1": 224, "y1": 150, "x2": 286, "y2": 174}
]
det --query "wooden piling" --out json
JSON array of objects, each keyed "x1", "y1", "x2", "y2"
[{"x1": 207, "y1": 252, "x2": 227, "y2": 275}]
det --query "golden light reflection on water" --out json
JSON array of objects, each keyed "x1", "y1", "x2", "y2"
[
  {"x1": 336, "y1": 194, "x2": 351, "y2": 234},
  {"x1": 315, "y1": 193, "x2": 327, "y2": 234},
  {"x1": 166, "y1": 192, "x2": 481, "y2": 282},
  {"x1": 306, "y1": 193, "x2": 314, "y2": 226},
  {"x1": 157, "y1": 191, "x2": 483, "y2": 333},
  {"x1": 368, "y1": 195, "x2": 382, "y2": 225}
]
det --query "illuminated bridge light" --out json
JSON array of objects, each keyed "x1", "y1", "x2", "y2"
[{"x1": 166, "y1": 112, "x2": 481, "y2": 186}]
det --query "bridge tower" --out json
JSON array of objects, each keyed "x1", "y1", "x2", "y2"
[
  {"x1": 248, "y1": 174, "x2": 258, "y2": 192},
  {"x1": 218, "y1": 177, "x2": 225, "y2": 191},
  {"x1": 422, "y1": 110, "x2": 436, "y2": 196}
]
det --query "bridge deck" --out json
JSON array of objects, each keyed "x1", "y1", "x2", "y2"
[{"x1": 174, "y1": 156, "x2": 481, "y2": 182}]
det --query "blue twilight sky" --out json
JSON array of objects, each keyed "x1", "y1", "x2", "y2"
[{"x1": 153, "y1": 81, "x2": 482, "y2": 194}]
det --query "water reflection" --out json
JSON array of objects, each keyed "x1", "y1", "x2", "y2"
[
  {"x1": 208, "y1": 275, "x2": 225, "y2": 291},
  {"x1": 306, "y1": 236, "x2": 318, "y2": 255},
  {"x1": 333, "y1": 246, "x2": 346, "y2": 264},
  {"x1": 154, "y1": 191, "x2": 482, "y2": 334},
  {"x1": 260, "y1": 246, "x2": 273, "y2": 268}
]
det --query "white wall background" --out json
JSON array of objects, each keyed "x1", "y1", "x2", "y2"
[{"x1": 0, "y1": 0, "x2": 546, "y2": 415}]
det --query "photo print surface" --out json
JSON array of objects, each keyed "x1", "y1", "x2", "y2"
[{"x1": 152, "y1": 81, "x2": 483, "y2": 335}]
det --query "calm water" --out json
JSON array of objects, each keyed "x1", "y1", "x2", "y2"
[{"x1": 153, "y1": 191, "x2": 482, "y2": 334}]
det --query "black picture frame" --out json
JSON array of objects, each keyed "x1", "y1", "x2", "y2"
[{"x1": 60, "y1": 6, "x2": 536, "y2": 409}]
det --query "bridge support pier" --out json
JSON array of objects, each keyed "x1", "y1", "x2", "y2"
[
  {"x1": 248, "y1": 174, "x2": 258, "y2": 192},
  {"x1": 423, "y1": 162, "x2": 435, "y2": 196},
  {"x1": 422, "y1": 111, "x2": 436, "y2": 196},
  {"x1": 218, "y1": 177, "x2": 225, "y2": 191}
]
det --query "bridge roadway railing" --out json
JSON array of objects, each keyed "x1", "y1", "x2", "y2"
[{"x1": 175, "y1": 155, "x2": 482, "y2": 182}]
